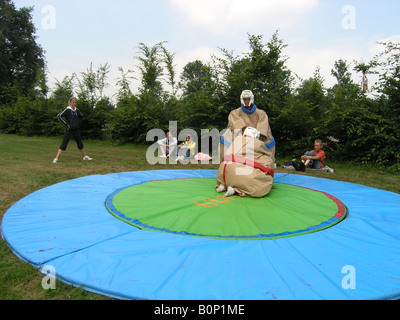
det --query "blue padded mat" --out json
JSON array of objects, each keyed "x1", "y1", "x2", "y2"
[{"x1": 2, "y1": 170, "x2": 400, "y2": 300}]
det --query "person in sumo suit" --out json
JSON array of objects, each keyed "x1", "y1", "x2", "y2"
[
  {"x1": 219, "y1": 90, "x2": 276, "y2": 164},
  {"x1": 216, "y1": 126, "x2": 275, "y2": 198}
]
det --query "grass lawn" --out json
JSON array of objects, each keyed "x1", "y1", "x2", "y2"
[{"x1": 0, "y1": 133, "x2": 399, "y2": 300}]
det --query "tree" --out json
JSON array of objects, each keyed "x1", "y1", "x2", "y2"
[
  {"x1": 212, "y1": 32, "x2": 293, "y2": 124},
  {"x1": 50, "y1": 75, "x2": 75, "y2": 102},
  {"x1": 179, "y1": 60, "x2": 214, "y2": 97},
  {"x1": 161, "y1": 45, "x2": 177, "y2": 96},
  {"x1": 211, "y1": 47, "x2": 247, "y2": 121},
  {"x1": 135, "y1": 41, "x2": 165, "y2": 97},
  {"x1": 33, "y1": 64, "x2": 49, "y2": 99},
  {"x1": 246, "y1": 32, "x2": 293, "y2": 117},
  {"x1": 175, "y1": 60, "x2": 217, "y2": 130},
  {"x1": 114, "y1": 66, "x2": 135, "y2": 103},
  {"x1": 372, "y1": 41, "x2": 400, "y2": 170},
  {"x1": 76, "y1": 62, "x2": 110, "y2": 107},
  {"x1": 328, "y1": 59, "x2": 362, "y2": 112},
  {"x1": 331, "y1": 59, "x2": 352, "y2": 87},
  {"x1": 353, "y1": 61, "x2": 376, "y2": 93},
  {"x1": 374, "y1": 41, "x2": 400, "y2": 117},
  {"x1": 0, "y1": 0, "x2": 46, "y2": 102},
  {"x1": 133, "y1": 41, "x2": 177, "y2": 137},
  {"x1": 296, "y1": 67, "x2": 326, "y2": 120}
]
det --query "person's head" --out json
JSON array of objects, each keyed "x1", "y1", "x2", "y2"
[
  {"x1": 314, "y1": 139, "x2": 323, "y2": 151},
  {"x1": 240, "y1": 90, "x2": 254, "y2": 108},
  {"x1": 186, "y1": 135, "x2": 191, "y2": 141},
  {"x1": 69, "y1": 97, "x2": 77, "y2": 108},
  {"x1": 166, "y1": 132, "x2": 173, "y2": 140}
]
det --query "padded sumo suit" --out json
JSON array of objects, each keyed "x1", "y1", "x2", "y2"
[
  {"x1": 217, "y1": 127, "x2": 275, "y2": 198},
  {"x1": 217, "y1": 90, "x2": 275, "y2": 197}
]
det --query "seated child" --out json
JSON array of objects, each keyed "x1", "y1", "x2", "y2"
[
  {"x1": 157, "y1": 132, "x2": 177, "y2": 158},
  {"x1": 177, "y1": 135, "x2": 196, "y2": 160},
  {"x1": 301, "y1": 139, "x2": 326, "y2": 169},
  {"x1": 215, "y1": 127, "x2": 275, "y2": 198}
]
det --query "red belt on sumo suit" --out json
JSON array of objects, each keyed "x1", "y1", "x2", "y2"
[{"x1": 222, "y1": 155, "x2": 274, "y2": 187}]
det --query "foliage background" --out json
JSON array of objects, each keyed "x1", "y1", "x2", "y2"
[{"x1": 1, "y1": 1, "x2": 399, "y2": 171}]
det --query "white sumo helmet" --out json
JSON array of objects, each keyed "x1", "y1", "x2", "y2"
[
  {"x1": 240, "y1": 90, "x2": 254, "y2": 106},
  {"x1": 244, "y1": 127, "x2": 260, "y2": 139}
]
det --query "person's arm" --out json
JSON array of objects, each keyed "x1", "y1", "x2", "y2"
[
  {"x1": 57, "y1": 108, "x2": 68, "y2": 126},
  {"x1": 305, "y1": 155, "x2": 321, "y2": 160},
  {"x1": 227, "y1": 111, "x2": 246, "y2": 138},
  {"x1": 178, "y1": 142, "x2": 186, "y2": 149},
  {"x1": 255, "y1": 111, "x2": 273, "y2": 144},
  {"x1": 189, "y1": 141, "x2": 196, "y2": 155},
  {"x1": 304, "y1": 151, "x2": 325, "y2": 161},
  {"x1": 157, "y1": 137, "x2": 167, "y2": 145},
  {"x1": 169, "y1": 137, "x2": 178, "y2": 147}
]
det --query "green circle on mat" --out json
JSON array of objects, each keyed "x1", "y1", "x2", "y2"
[{"x1": 106, "y1": 178, "x2": 347, "y2": 240}]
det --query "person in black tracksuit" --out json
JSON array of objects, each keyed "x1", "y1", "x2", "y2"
[{"x1": 52, "y1": 97, "x2": 92, "y2": 163}]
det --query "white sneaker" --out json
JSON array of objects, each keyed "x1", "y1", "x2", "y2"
[
  {"x1": 159, "y1": 155, "x2": 167, "y2": 158},
  {"x1": 52, "y1": 158, "x2": 58, "y2": 163},
  {"x1": 83, "y1": 156, "x2": 92, "y2": 160}
]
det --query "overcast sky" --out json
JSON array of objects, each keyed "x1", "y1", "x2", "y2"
[{"x1": 15, "y1": 0, "x2": 400, "y2": 101}]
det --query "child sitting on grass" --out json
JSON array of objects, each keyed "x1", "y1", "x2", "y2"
[
  {"x1": 301, "y1": 139, "x2": 326, "y2": 169},
  {"x1": 290, "y1": 139, "x2": 326, "y2": 172}
]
